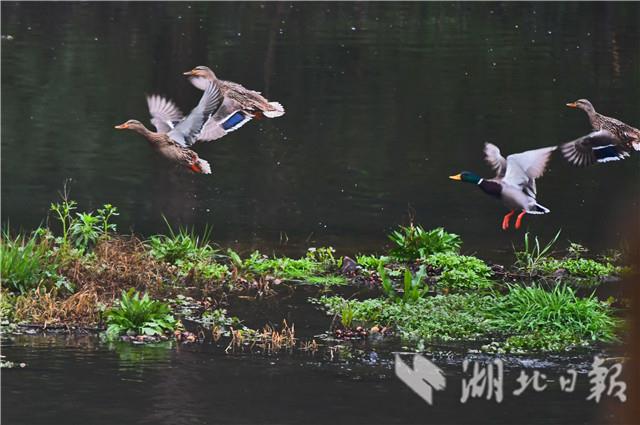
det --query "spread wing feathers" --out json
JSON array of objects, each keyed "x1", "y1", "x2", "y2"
[
  {"x1": 560, "y1": 130, "x2": 625, "y2": 166},
  {"x1": 147, "y1": 95, "x2": 184, "y2": 133},
  {"x1": 187, "y1": 76, "x2": 211, "y2": 92},
  {"x1": 169, "y1": 82, "x2": 223, "y2": 147},
  {"x1": 195, "y1": 97, "x2": 254, "y2": 142},
  {"x1": 483, "y1": 143, "x2": 507, "y2": 178},
  {"x1": 503, "y1": 146, "x2": 556, "y2": 198}
]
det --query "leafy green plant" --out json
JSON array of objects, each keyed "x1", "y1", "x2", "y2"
[
  {"x1": 148, "y1": 218, "x2": 215, "y2": 265},
  {"x1": 243, "y1": 251, "x2": 325, "y2": 280},
  {"x1": 50, "y1": 198, "x2": 78, "y2": 248},
  {"x1": 340, "y1": 303, "x2": 355, "y2": 328},
  {"x1": 0, "y1": 231, "x2": 68, "y2": 294},
  {"x1": 377, "y1": 265, "x2": 429, "y2": 302},
  {"x1": 105, "y1": 289, "x2": 177, "y2": 338},
  {"x1": 306, "y1": 275, "x2": 347, "y2": 286},
  {"x1": 356, "y1": 254, "x2": 387, "y2": 271},
  {"x1": 426, "y1": 252, "x2": 493, "y2": 292},
  {"x1": 539, "y1": 258, "x2": 619, "y2": 278},
  {"x1": 96, "y1": 204, "x2": 119, "y2": 234},
  {"x1": 70, "y1": 212, "x2": 102, "y2": 250},
  {"x1": 514, "y1": 230, "x2": 561, "y2": 276},
  {"x1": 306, "y1": 247, "x2": 337, "y2": 267},
  {"x1": 389, "y1": 225, "x2": 461, "y2": 261}
]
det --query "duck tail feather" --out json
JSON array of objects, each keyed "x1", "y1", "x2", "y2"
[
  {"x1": 527, "y1": 203, "x2": 550, "y2": 215},
  {"x1": 263, "y1": 102, "x2": 285, "y2": 118},
  {"x1": 593, "y1": 145, "x2": 627, "y2": 163}
]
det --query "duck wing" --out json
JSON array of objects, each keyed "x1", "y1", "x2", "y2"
[
  {"x1": 503, "y1": 146, "x2": 556, "y2": 198},
  {"x1": 147, "y1": 95, "x2": 184, "y2": 133},
  {"x1": 483, "y1": 143, "x2": 507, "y2": 178},
  {"x1": 560, "y1": 130, "x2": 628, "y2": 166},
  {"x1": 169, "y1": 81, "x2": 223, "y2": 147}
]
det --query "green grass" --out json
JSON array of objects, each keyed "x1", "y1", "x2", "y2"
[
  {"x1": 538, "y1": 258, "x2": 619, "y2": 278},
  {"x1": 148, "y1": 219, "x2": 215, "y2": 265},
  {"x1": 355, "y1": 254, "x2": 388, "y2": 271},
  {"x1": 0, "y1": 231, "x2": 69, "y2": 294},
  {"x1": 314, "y1": 283, "x2": 619, "y2": 352},
  {"x1": 105, "y1": 289, "x2": 177, "y2": 338},
  {"x1": 242, "y1": 247, "x2": 338, "y2": 282},
  {"x1": 425, "y1": 252, "x2": 494, "y2": 292},
  {"x1": 514, "y1": 230, "x2": 561, "y2": 276},
  {"x1": 389, "y1": 225, "x2": 461, "y2": 261}
]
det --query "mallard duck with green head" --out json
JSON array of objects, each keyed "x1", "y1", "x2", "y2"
[
  {"x1": 449, "y1": 143, "x2": 556, "y2": 230},
  {"x1": 563, "y1": 99, "x2": 640, "y2": 165}
]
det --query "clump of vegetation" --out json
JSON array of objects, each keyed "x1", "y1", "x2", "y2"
[
  {"x1": 514, "y1": 230, "x2": 562, "y2": 276},
  {"x1": 14, "y1": 287, "x2": 100, "y2": 326},
  {"x1": 539, "y1": 258, "x2": 619, "y2": 278},
  {"x1": 1, "y1": 232, "x2": 58, "y2": 294},
  {"x1": 242, "y1": 247, "x2": 341, "y2": 284},
  {"x1": 514, "y1": 231, "x2": 623, "y2": 280},
  {"x1": 148, "y1": 221, "x2": 228, "y2": 281},
  {"x1": 425, "y1": 252, "x2": 494, "y2": 292},
  {"x1": 314, "y1": 283, "x2": 619, "y2": 352},
  {"x1": 355, "y1": 254, "x2": 388, "y2": 271},
  {"x1": 485, "y1": 284, "x2": 619, "y2": 352},
  {"x1": 389, "y1": 225, "x2": 461, "y2": 261},
  {"x1": 105, "y1": 289, "x2": 177, "y2": 339},
  {"x1": 379, "y1": 265, "x2": 429, "y2": 302}
]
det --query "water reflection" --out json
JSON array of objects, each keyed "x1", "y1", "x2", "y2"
[{"x1": 1, "y1": 2, "x2": 639, "y2": 260}]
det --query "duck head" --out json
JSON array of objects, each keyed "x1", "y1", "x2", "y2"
[
  {"x1": 183, "y1": 65, "x2": 217, "y2": 81},
  {"x1": 449, "y1": 171, "x2": 482, "y2": 184},
  {"x1": 566, "y1": 99, "x2": 595, "y2": 113},
  {"x1": 114, "y1": 119, "x2": 148, "y2": 134}
]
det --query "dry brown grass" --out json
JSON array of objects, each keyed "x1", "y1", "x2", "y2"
[
  {"x1": 61, "y1": 237, "x2": 172, "y2": 300},
  {"x1": 14, "y1": 286, "x2": 100, "y2": 327}
]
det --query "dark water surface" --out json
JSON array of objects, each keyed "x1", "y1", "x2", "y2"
[
  {"x1": 1, "y1": 3, "x2": 638, "y2": 424},
  {"x1": 2, "y1": 2, "x2": 639, "y2": 258},
  {"x1": 1, "y1": 286, "x2": 623, "y2": 425}
]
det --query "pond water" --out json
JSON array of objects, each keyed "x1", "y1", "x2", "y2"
[
  {"x1": 1, "y1": 2, "x2": 637, "y2": 424},
  {"x1": 1, "y1": 2, "x2": 639, "y2": 259},
  {"x1": 1, "y1": 286, "x2": 624, "y2": 425}
]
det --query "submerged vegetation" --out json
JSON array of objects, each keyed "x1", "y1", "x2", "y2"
[{"x1": 0, "y1": 198, "x2": 631, "y2": 353}]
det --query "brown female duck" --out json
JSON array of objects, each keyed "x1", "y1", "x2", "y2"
[
  {"x1": 182, "y1": 65, "x2": 284, "y2": 141},
  {"x1": 114, "y1": 82, "x2": 222, "y2": 174},
  {"x1": 563, "y1": 99, "x2": 640, "y2": 165}
]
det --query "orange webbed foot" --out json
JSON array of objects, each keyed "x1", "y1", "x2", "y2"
[
  {"x1": 514, "y1": 210, "x2": 527, "y2": 229},
  {"x1": 501, "y1": 210, "x2": 515, "y2": 230}
]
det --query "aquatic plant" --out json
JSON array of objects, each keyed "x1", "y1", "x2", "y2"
[
  {"x1": 148, "y1": 219, "x2": 215, "y2": 265},
  {"x1": 315, "y1": 283, "x2": 619, "y2": 352},
  {"x1": 0, "y1": 231, "x2": 70, "y2": 294},
  {"x1": 425, "y1": 252, "x2": 493, "y2": 292},
  {"x1": 488, "y1": 284, "x2": 618, "y2": 341},
  {"x1": 340, "y1": 303, "x2": 355, "y2": 328},
  {"x1": 539, "y1": 258, "x2": 619, "y2": 278},
  {"x1": 514, "y1": 230, "x2": 561, "y2": 276},
  {"x1": 355, "y1": 254, "x2": 387, "y2": 271},
  {"x1": 105, "y1": 289, "x2": 177, "y2": 338},
  {"x1": 388, "y1": 225, "x2": 461, "y2": 261},
  {"x1": 306, "y1": 275, "x2": 347, "y2": 286},
  {"x1": 243, "y1": 251, "x2": 328, "y2": 280}
]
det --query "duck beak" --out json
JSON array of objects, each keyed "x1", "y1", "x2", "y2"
[
  {"x1": 114, "y1": 123, "x2": 128, "y2": 129},
  {"x1": 183, "y1": 69, "x2": 196, "y2": 76},
  {"x1": 566, "y1": 102, "x2": 577, "y2": 108},
  {"x1": 449, "y1": 174, "x2": 462, "y2": 181}
]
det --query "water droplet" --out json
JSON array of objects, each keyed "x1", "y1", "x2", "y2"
[
  {"x1": 351, "y1": 26, "x2": 356, "y2": 31},
  {"x1": 514, "y1": 24, "x2": 519, "y2": 29}
]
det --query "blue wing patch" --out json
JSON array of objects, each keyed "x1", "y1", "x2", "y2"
[{"x1": 222, "y1": 112, "x2": 248, "y2": 131}]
